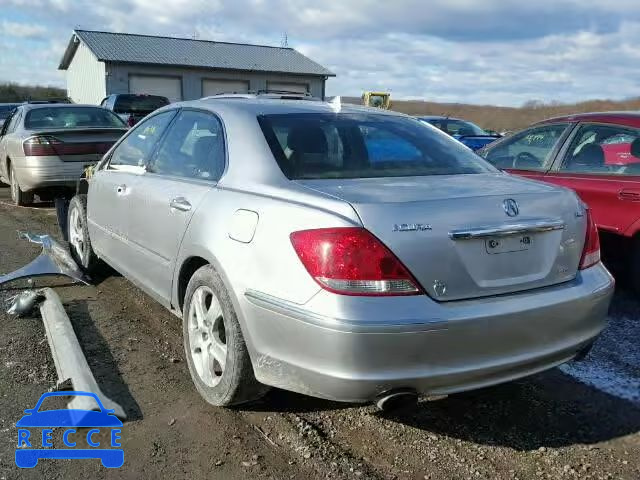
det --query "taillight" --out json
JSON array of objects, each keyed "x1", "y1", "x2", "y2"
[
  {"x1": 579, "y1": 208, "x2": 600, "y2": 269},
  {"x1": 23, "y1": 136, "x2": 62, "y2": 156},
  {"x1": 290, "y1": 227, "x2": 422, "y2": 296}
]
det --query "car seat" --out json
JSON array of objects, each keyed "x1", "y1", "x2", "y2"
[
  {"x1": 287, "y1": 126, "x2": 329, "y2": 175},
  {"x1": 566, "y1": 143, "x2": 605, "y2": 171}
]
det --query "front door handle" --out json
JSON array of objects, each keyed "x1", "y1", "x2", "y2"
[
  {"x1": 170, "y1": 197, "x2": 192, "y2": 212},
  {"x1": 618, "y1": 188, "x2": 640, "y2": 201}
]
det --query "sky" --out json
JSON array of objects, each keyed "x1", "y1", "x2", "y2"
[{"x1": 0, "y1": 0, "x2": 639, "y2": 106}]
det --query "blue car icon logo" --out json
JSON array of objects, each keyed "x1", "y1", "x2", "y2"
[{"x1": 16, "y1": 391, "x2": 123, "y2": 468}]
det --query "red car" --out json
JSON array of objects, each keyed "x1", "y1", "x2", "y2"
[{"x1": 479, "y1": 112, "x2": 640, "y2": 290}]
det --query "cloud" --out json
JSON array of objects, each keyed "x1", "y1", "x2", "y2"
[
  {"x1": 0, "y1": 20, "x2": 46, "y2": 38},
  {"x1": 0, "y1": 0, "x2": 639, "y2": 105}
]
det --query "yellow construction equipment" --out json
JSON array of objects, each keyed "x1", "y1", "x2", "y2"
[{"x1": 362, "y1": 91, "x2": 391, "y2": 109}]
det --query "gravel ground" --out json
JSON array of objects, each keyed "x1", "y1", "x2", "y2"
[{"x1": 0, "y1": 187, "x2": 638, "y2": 480}]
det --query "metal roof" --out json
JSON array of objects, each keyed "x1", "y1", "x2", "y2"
[{"x1": 59, "y1": 30, "x2": 335, "y2": 77}]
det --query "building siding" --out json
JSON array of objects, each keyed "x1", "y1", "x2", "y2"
[
  {"x1": 66, "y1": 41, "x2": 106, "y2": 104},
  {"x1": 105, "y1": 63, "x2": 326, "y2": 101}
]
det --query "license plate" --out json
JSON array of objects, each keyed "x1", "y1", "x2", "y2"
[{"x1": 485, "y1": 235, "x2": 532, "y2": 254}]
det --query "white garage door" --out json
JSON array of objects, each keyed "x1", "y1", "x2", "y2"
[
  {"x1": 266, "y1": 82, "x2": 309, "y2": 94},
  {"x1": 129, "y1": 75, "x2": 182, "y2": 102},
  {"x1": 202, "y1": 79, "x2": 250, "y2": 97}
]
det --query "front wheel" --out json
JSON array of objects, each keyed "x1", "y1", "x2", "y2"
[
  {"x1": 67, "y1": 194, "x2": 101, "y2": 274},
  {"x1": 9, "y1": 163, "x2": 33, "y2": 206},
  {"x1": 183, "y1": 265, "x2": 268, "y2": 406}
]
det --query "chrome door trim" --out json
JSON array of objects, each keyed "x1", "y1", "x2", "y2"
[{"x1": 449, "y1": 218, "x2": 565, "y2": 240}]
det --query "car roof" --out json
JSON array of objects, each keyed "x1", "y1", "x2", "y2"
[
  {"x1": 418, "y1": 115, "x2": 463, "y2": 121},
  {"x1": 171, "y1": 97, "x2": 408, "y2": 117},
  {"x1": 537, "y1": 111, "x2": 640, "y2": 128},
  {"x1": 20, "y1": 103, "x2": 103, "y2": 111}
]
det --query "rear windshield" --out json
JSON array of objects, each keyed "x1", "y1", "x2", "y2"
[
  {"x1": 24, "y1": 107, "x2": 125, "y2": 129},
  {"x1": 0, "y1": 105, "x2": 18, "y2": 120},
  {"x1": 258, "y1": 113, "x2": 496, "y2": 179},
  {"x1": 114, "y1": 95, "x2": 170, "y2": 114}
]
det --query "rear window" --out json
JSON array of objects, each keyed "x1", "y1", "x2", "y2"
[
  {"x1": 0, "y1": 105, "x2": 18, "y2": 120},
  {"x1": 258, "y1": 113, "x2": 496, "y2": 179},
  {"x1": 114, "y1": 95, "x2": 170, "y2": 114},
  {"x1": 24, "y1": 107, "x2": 125, "y2": 129}
]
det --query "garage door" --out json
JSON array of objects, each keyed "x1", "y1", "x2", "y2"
[
  {"x1": 202, "y1": 79, "x2": 250, "y2": 97},
  {"x1": 129, "y1": 75, "x2": 182, "y2": 102},
  {"x1": 266, "y1": 82, "x2": 309, "y2": 94}
]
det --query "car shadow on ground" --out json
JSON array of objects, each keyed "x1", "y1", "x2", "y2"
[
  {"x1": 375, "y1": 369, "x2": 640, "y2": 451},
  {"x1": 65, "y1": 299, "x2": 142, "y2": 421},
  {"x1": 244, "y1": 388, "x2": 358, "y2": 414}
]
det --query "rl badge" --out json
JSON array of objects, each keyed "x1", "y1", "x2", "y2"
[{"x1": 15, "y1": 391, "x2": 124, "y2": 468}]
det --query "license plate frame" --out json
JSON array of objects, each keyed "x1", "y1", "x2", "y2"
[{"x1": 485, "y1": 234, "x2": 532, "y2": 254}]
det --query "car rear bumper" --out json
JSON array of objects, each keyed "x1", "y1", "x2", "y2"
[
  {"x1": 241, "y1": 263, "x2": 614, "y2": 402},
  {"x1": 13, "y1": 156, "x2": 94, "y2": 191}
]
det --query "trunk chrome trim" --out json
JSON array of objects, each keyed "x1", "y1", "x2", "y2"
[{"x1": 448, "y1": 218, "x2": 565, "y2": 240}]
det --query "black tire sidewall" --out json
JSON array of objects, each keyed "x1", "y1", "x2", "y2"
[{"x1": 182, "y1": 264, "x2": 264, "y2": 406}]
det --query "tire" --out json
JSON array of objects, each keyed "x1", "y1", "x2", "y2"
[
  {"x1": 9, "y1": 163, "x2": 33, "y2": 206},
  {"x1": 183, "y1": 264, "x2": 268, "y2": 406},
  {"x1": 67, "y1": 194, "x2": 101, "y2": 274}
]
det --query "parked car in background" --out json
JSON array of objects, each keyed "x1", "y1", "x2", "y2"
[
  {"x1": 0, "y1": 104, "x2": 127, "y2": 205},
  {"x1": 478, "y1": 112, "x2": 640, "y2": 291},
  {"x1": 63, "y1": 95, "x2": 612, "y2": 409},
  {"x1": 418, "y1": 115, "x2": 501, "y2": 151},
  {"x1": 100, "y1": 94, "x2": 170, "y2": 127},
  {"x1": 0, "y1": 103, "x2": 20, "y2": 129}
]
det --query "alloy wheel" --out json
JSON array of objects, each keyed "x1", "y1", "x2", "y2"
[{"x1": 188, "y1": 286, "x2": 227, "y2": 387}]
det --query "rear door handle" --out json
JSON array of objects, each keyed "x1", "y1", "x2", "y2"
[
  {"x1": 170, "y1": 197, "x2": 192, "y2": 212},
  {"x1": 618, "y1": 188, "x2": 640, "y2": 201}
]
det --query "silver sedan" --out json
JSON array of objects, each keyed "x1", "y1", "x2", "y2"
[
  {"x1": 66, "y1": 95, "x2": 614, "y2": 408},
  {"x1": 0, "y1": 103, "x2": 126, "y2": 205}
]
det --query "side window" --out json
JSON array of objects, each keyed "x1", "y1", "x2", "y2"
[
  {"x1": 560, "y1": 124, "x2": 640, "y2": 175},
  {"x1": 109, "y1": 111, "x2": 176, "y2": 168},
  {"x1": 483, "y1": 123, "x2": 569, "y2": 171},
  {"x1": 149, "y1": 110, "x2": 225, "y2": 180}
]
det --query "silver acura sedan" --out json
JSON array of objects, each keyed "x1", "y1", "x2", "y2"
[{"x1": 65, "y1": 94, "x2": 614, "y2": 408}]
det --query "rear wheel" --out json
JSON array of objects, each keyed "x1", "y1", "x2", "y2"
[
  {"x1": 67, "y1": 194, "x2": 101, "y2": 274},
  {"x1": 183, "y1": 265, "x2": 268, "y2": 406},
  {"x1": 9, "y1": 163, "x2": 33, "y2": 206}
]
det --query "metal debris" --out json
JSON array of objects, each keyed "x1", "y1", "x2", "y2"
[
  {"x1": 0, "y1": 232, "x2": 89, "y2": 287},
  {"x1": 6, "y1": 289, "x2": 45, "y2": 316},
  {"x1": 7, "y1": 287, "x2": 126, "y2": 419}
]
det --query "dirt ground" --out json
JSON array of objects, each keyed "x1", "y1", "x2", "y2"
[{"x1": 0, "y1": 186, "x2": 638, "y2": 480}]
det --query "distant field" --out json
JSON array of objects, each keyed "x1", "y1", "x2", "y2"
[{"x1": 344, "y1": 96, "x2": 640, "y2": 132}]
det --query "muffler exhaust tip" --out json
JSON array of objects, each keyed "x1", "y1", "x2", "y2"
[{"x1": 376, "y1": 388, "x2": 419, "y2": 411}]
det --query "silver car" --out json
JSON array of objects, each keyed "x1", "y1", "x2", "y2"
[
  {"x1": 65, "y1": 95, "x2": 614, "y2": 408},
  {"x1": 0, "y1": 103, "x2": 127, "y2": 205}
]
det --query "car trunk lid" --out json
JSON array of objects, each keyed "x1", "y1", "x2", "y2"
[{"x1": 297, "y1": 173, "x2": 586, "y2": 301}]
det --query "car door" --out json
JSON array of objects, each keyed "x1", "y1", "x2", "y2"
[
  {"x1": 119, "y1": 109, "x2": 225, "y2": 305},
  {"x1": 0, "y1": 108, "x2": 22, "y2": 182},
  {"x1": 88, "y1": 110, "x2": 177, "y2": 275},
  {"x1": 542, "y1": 122, "x2": 640, "y2": 236},
  {"x1": 481, "y1": 122, "x2": 573, "y2": 182}
]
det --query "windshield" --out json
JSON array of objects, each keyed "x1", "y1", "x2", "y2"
[
  {"x1": 25, "y1": 107, "x2": 126, "y2": 129},
  {"x1": 258, "y1": 113, "x2": 496, "y2": 180},
  {"x1": 0, "y1": 104, "x2": 18, "y2": 120},
  {"x1": 114, "y1": 95, "x2": 170, "y2": 114}
]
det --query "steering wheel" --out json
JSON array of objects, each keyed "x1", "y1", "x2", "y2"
[{"x1": 514, "y1": 151, "x2": 542, "y2": 168}]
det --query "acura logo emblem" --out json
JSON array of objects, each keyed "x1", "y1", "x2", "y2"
[{"x1": 503, "y1": 199, "x2": 519, "y2": 217}]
